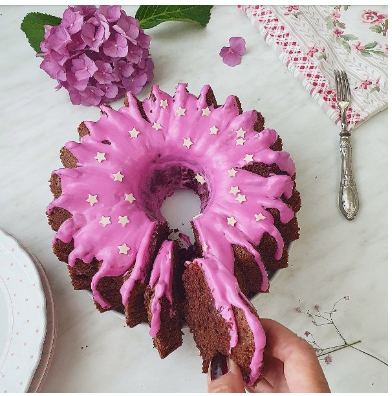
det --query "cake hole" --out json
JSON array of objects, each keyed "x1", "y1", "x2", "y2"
[{"x1": 161, "y1": 190, "x2": 201, "y2": 244}]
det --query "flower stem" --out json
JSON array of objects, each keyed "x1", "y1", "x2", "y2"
[
  {"x1": 317, "y1": 340, "x2": 362, "y2": 357},
  {"x1": 350, "y1": 345, "x2": 388, "y2": 366},
  {"x1": 317, "y1": 341, "x2": 388, "y2": 366}
]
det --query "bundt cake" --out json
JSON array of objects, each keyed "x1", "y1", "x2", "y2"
[{"x1": 47, "y1": 83, "x2": 300, "y2": 385}]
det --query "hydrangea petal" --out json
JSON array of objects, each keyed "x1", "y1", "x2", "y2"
[
  {"x1": 62, "y1": 8, "x2": 84, "y2": 34},
  {"x1": 98, "y1": 5, "x2": 121, "y2": 23},
  {"x1": 229, "y1": 37, "x2": 246, "y2": 56},
  {"x1": 219, "y1": 36, "x2": 246, "y2": 67},
  {"x1": 220, "y1": 46, "x2": 242, "y2": 67},
  {"x1": 102, "y1": 33, "x2": 128, "y2": 57}
]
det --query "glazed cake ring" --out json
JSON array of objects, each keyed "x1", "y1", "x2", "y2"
[{"x1": 47, "y1": 83, "x2": 300, "y2": 385}]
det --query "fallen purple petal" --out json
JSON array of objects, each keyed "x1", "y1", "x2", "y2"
[
  {"x1": 220, "y1": 36, "x2": 246, "y2": 67},
  {"x1": 220, "y1": 46, "x2": 242, "y2": 67},
  {"x1": 229, "y1": 36, "x2": 246, "y2": 55}
]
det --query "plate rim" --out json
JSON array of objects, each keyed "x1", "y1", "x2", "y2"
[
  {"x1": 27, "y1": 253, "x2": 57, "y2": 393},
  {"x1": 0, "y1": 229, "x2": 47, "y2": 393}
]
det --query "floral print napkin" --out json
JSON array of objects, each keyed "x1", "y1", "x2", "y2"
[{"x1": 241, "y1": 5, "x2": 388, "y2": 129}]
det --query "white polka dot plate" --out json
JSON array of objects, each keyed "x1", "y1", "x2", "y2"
[{"x1": 0, "y1": 229, "x2": 47, "y2": 393}]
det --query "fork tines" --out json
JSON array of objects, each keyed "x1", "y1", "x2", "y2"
[{"x1": 334, "y1": 70, "x2": 351, "y2": 103}]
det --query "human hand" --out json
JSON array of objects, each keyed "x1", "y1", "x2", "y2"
[{"x1": 207, "y1": 318, "x2": 330, "y2": 393}]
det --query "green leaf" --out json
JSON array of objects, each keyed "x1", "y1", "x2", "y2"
[
  {"x1": 369, "y1": 86, "x2": 380, "y2": 93},
  {"x1": 364, "y1": 41, "x2": 378, "y2": 49},
  {"x1": 325, "y1": 16, "x2": 334, "y2": 30},
  {"x1": 336, "y1": 21, "x2": 346, "y2": 29},
  {"x1": 360, "y1": 50, "x2": 371, "y2": 57},
  {"x1": 343, "y1": 5, "x2": 350, "y2": 11},
  {"x1": 369, "y1": 25, "x2": 383, "y2": 33},
  {"x1": 385, "y1": 19, "x2": 388, "y2": 30},
  {"x1": 372, "y1": 50, "x2": 388, "y2": 57},
  {"x1": 136, "y1": 5, "x2": 213, "y2": 29},
  {"x1": 341, "y1": 40, "x2": 351, "y2": 53},
  {"x1": 21, "y1": 12, "x2": 61, "y2": 53},
  {"x1": 341, "y1": 34, "x2": 358, "y2": 41}
]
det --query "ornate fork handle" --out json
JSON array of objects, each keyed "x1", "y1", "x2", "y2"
[{"x1": 339, "y1": 131, "x2": 359, "y2": 220}]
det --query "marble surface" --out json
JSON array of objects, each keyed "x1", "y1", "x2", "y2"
[{"x1": 0, "y1": 5, "x2": 388, "y2": 393}]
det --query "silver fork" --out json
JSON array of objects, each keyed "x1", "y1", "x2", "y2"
[{"x1": 334, "y1": 70, "x2": 359, "y2": 220}]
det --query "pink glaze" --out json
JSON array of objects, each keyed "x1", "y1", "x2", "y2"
[
  {"x1": 148, "y1": 240, "x2": 175, "y2": 337},
  {"x1": 47, "y1": 83, "x2": 296, "y2": 385},
  {"x1": 194, "y1": 256, "x2": 266, "y2": 385}
]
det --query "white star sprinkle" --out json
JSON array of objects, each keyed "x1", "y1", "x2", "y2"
[
  {"x1": 193, "y1": 213, "x2": 203, "y2": 219},
  {"x1": 209, "y1": 125, "x2": 218, "y2": 135},
  {"x1": 228, "y1": 168, "x2": 238, "y2": 177},
  {"x1": 230, "y1": 186, "x2": 240, "y2": 195},
  {"x1": 244, "y1": 154, "x2": 254, "y2": 164},
  {"x1": 95, "y1": 152, "x2": 106, "y2": 163},
  {"x1": 195, "y1": 173, "x2": 206, "y2": 184},
  {"x1": 227, "y1": 217, "x2": 237, "y2": 227},
  {"x1": 236, "y1": 194, "x2": 247, "y2": 204},
  {"x1": 236, "y1": 128, "x2": 246, "y2": 138},
  {"x1": 168, "y1": 251, "x2": 172, "y2": 260},
  {"x1": 176, "y1": 107, "x2": 186, "y2": 116},
  {"x1": 118, "y1": 215, "x2": 130, "y2": 227},
  {"x1": 152, "y1": 122, "x2": 162, "y2": 131},
  {"x1": 86, "y1": 194, "x2": 98, "y2": 206},
  {"x1": 125, "y1": 193, "x2": 136, "y2": 203},
  {"x1": 99, "y1": 216, "x2": 111, "y2": 227},
  {"x1": 183, "y1": 138, "x2": 193, "y2": 149},
  {"x1": 160, "y1": 99, "x2": 168, "y2": 109},
  {"x1": 202, "y1": 107, "x2": 211, "y2": 117},
  {"x1": 202, "y1": 242, "x2": 208, "y2": 252},
  {"x1": 113, "y1": 171, "x2": 124, "y2": 182},
  {"x1": 255, "y1": 213, "x2": 266, "y2": 221},
  {"x1": 129, "y1": 128, "x2": 140, "y2": 138},
  {"x1": 236, "y1": 138, "x2": 246, "y2": 146},
  {"x1": 118, "y1": 243, "x2": 130, "y2": 255}
]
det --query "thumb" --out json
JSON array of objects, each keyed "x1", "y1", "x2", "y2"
[{"x1": 207, "y1": 353, "x2": 245, "y2": 393}]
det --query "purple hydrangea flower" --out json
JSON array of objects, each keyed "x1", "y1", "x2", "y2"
[
  {"x1": 219, "y1": 37, "x2": 246, "y2": 67},
  {"x1": 102, "y1": 32, "x2": 128, "y2": 58},
  {"x1": 39, "y1": 5, "x2": 154, "y2": 106}
]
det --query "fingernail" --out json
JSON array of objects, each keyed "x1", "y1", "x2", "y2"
[{"x1": 210, "y1": 353, "x2": 228, "y2": 381}]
